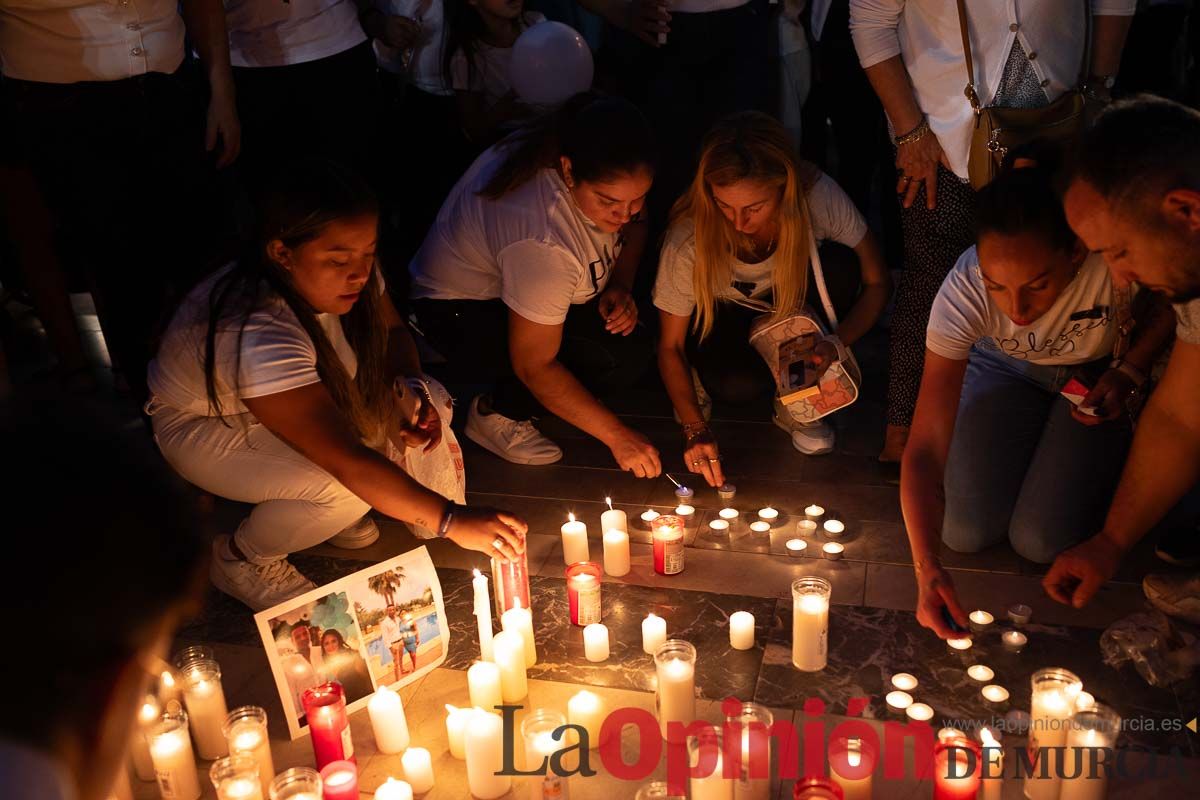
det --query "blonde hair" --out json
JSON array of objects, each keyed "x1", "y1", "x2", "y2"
[{"x1": 671, "y1": 112, "x2": 819, "y2": 341}]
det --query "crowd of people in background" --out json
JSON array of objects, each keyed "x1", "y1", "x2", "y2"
[{"x1": 2, "y1": 4, "x2": 1200, "y2": 796}]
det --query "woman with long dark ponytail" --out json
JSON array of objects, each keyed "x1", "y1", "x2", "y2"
[{"x1": 147, "y1": 161, "x2": 526, "y2": 611}]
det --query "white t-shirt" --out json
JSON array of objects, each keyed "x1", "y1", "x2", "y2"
[
  {"x1": 148, "y1": 265, "x2": 359, "y2": 416},
  {"x1": 653, "y1": 173, "x2": 868, "y2": 318},
  {"x1": 927, "y1": 247, "x2": 1119, "y2": 364},
  {"x1": 225, "y1": 0, "x2": 367, "y2": 68},
  {"x1": 409, "y1": 143, "x2": 623, "y2": 325},
  {"x1": 379, "y1": 615, "x2": 402, "y2": 645},
  {"x1": 373, "y1": 0, "x2": 451, "y2": 95},
  {"x1": 448, "y1": 12, "x2": 545, "y2": 108},
  {"x1": 1174, "y1": 299, "x2": 1200, "y2": 345}
]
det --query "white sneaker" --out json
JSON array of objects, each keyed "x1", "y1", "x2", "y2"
[
  {"x1": 465, "y1": 396, "x2": 562, "y2": 465},
  {"x1": 328, "y1": 515, "x2": 380, "y2": 549},
  {"x1": 673, "y1": 369, "x2": 713, "y2": 424},
  {"x1": 209, "y1": 535, "x2": 317, "y2": 611},
  {"x1": 773, "y1": 398, "x2": 835, "y2": 455}
]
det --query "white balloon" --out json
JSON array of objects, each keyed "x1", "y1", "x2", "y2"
[{"x1": 509, "y1": 21, "x2": 594, "y2": 107}]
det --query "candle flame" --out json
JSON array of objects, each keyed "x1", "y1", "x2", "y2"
[
  {"x1": 605, "y1": 496, "x2": 613, "y2": 510},
  {"x1": 568, "y1": 512, "x2": 576, "y2": 523},
  {"x1": 445, "y1": 704, "x2": 459, "y2": 714},
  {"x1": 514, "y1": 597, "x2": 523, "y2": 610},
  {"x1": 847, "y1": 748, "x2": 861, "y2": 768},
  {"x1": 981, "y1": 727, "x2": 1000, "y2": 747},
  {"x1": 473, "y1": 568, "x2": 482, "y2": 578},
  {"x1": 160, "y1": 670, "x2": 175, "y2": 688}
]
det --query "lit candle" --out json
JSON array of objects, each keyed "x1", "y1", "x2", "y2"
[
  {"x1": 946, "y1": 637, "x2": 973, "y2": 652},
  {"x1": 674, "y1": 484, "x2": 695, "y2": 503},
  {"x1": 209, "y1": 756, "x2": 262, "y2": 800},
  {"x1": 830, "y1": 737, "x2": 873, "y2": 800},
  {"x1": 757, "y1": 507, "x2": 779, "y2": 523},
  {"x1": 491, "y1": 549, "x2": 531, "y2": 617},
  {"x1": 718, "y1": 484, "x2": 737, "y2": 503},
  {"x1": 651, "y1": 515, "x2": 686, "y2": 575},
  {"x1": 301, "y1": 682, "x2": 354, "y2": 769},
  {"x1": 709, "y1": 519, "x2": 730, "y2": 531},
  {"x1": 464, "y1": 708, "x2": 511, "y2": 799},
  {"x1": 791, "y1": 577, "x2": 831, "y2": 671},
  {"x1": 472, "y1": 569, "x2": 494, "y2": 662},
  {"x1": 891, "y1": 672, "x2": 919, "y2": 691},
  {"x1": 444, "y1": 705, "x2": 470, "y2": 759},
  {"x1": 906, "y1": 703, "x2": 934, "y2": 722},
  {"x1": 561, "y1": 513, "x2": 590, "y2": 565},
  {"x1": 728, "y1": 701, "x2": 772, "y2": 800},
  {"x1": 979, "y1": 727, "x2": 1003, "y2": 800},
  {"x1": 223, "y1": 706, "x2": 273, "y2": 795},
  {"x1": 937, "y1": 727, "x2": 967, "y2": 743},
  {"x1": 500, "y1": 597, "x2": 537, "y2": 666},
  {"x1": 522, "y1": 709, "x2": 570, "y2": 797},
  {"x1": 729, "y1": 611, "x2": 755, "y2": 650},
  {"x1": 822, "y1": 519, "x2": 845, "y2": 537},
  {"x1": 719, "y1": 507, "x2": 739, "y2": 521},
  {"x1": 373, "y1": 777, "x2": 413, "y2": 800},
  {"x1": 641, "y1": 509, "x2": 661, "y2": 526},
  {"x1": 584, "y1": 623, "x2": 610, "y2": 661},
  {"x1": 266, "y1": 767, "x2": 321, "y2": 800},
  {"x1": 795, "y1": 519, "x2": 818, "y2": 536},
  {"x1": 688, "y1": 732, "x2": 733, "y2": 800},
  {"x1": 642, "y1": 613, "x2": 667, "y2": 654},
  {"x1": 1059, "y1": 704, "x2": 1121, "y2": 800},
  {"x1": 367, "y1": 685, "x2": 410, "y2": 754},
  {"x1": 158, "y1": 670, "x2": 180, "y2": 706},
  {"x1": 822, "y1": 542, "x2": 844, "y2": 560},
  {"x1": 601, "y1": 497, "x2": 628, "y2": 534},
  {"x1": 1007, "y1": 604, "x2": 1032, "y2": 626},
  {"x1": 785, "y1": 538, "x2": 807, "y2": 556},
  {"x1": 1002, "y1": 631, "x2": 1027, "y2": 653},
  {"x1": 981, "y1": 685, "x2": 1010, "y2": 706},
  {"x1": 885, "y1": 691, "x2": 913, "y2": 715},
  {"x1": 675, "y1": 503, "x2": 696, "y2": 518},
  {"x1": 966, "y1": 665, "x2": 995, "y2": 684},
  {"x1": 969, "y1": 610, "x2": 995, "y2": 633},
  {"x1": 750, "y1": 521, "x2": 771, "y2": 533},
  {"x1": 1026, "y1": 668, "x2": 1082, "y2": 800},
  {"x1": 149, "y1": 710, "x2": 202, "y2": 800},
  {"x1": 131, "y1": 694, "x2": 161, "y2": 781},
  {"x1": 654, "y1": 640, "x2": 696, "y2": 739},
  {"x1": 567, "y1": 690, "x2": 607, "y2": 749},
  {"x1": 319, "y1": 761, "x2": 357, "y2": 800},
  {"x1": 804, "y1": 504, "x2": 825, "y2": 522},
  {"x1": 794, "y1": 778, "x2": 844, "y2": 799},
  {"x1": 181, "y1": 659, "x2": 229, "y2": 760},
  {"x1": 1075, "y1": 691, "x2": 1096, "y2": 712},
  {"x1": 401, "y1": 747, "x2": 435, "y2": 794},
  {"x1": 467, "y1": 660, "x2": 503, "y2": 712},
  {"x1": 566, "y1": 561, "x2": 603, "y2": 625},
  {"x1": 603, "y1": 527, "x2": 632, "y2": 576},
  {"x1": 933, "y1": 736, "x2": 980, "y2": 800},
  {"x1": 491, "y1": 630, "x2": 528, "y2": 702}
]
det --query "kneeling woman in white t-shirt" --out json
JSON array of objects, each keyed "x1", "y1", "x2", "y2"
[
  {"x1": 654, "y1": 112, "x2": 891, "y2": 483},
  {"x1": 410, "y1": 93, "x2": 662, "y2": 476},
  {"x1": 148, "y1": 162, "x2": 527, "y2": 611},
  {"x1": 901, "y1": 164, "x2": 1174, "y2": 639}
]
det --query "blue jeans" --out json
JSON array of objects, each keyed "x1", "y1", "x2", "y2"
[{"x1": 943, "y1": 348, "x2": 1132, "y2": 563}]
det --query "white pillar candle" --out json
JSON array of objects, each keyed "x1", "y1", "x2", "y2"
[
  {"x1": 891, "y1": 673, "x2": 918, "y2": 691},
  {"x1": 491, "y1": 629, "x2": 528, "y2": 702},
  {"x1": 642, "y1": 613, "x2": 667, "y2": 654},
  {"x1": 979, "y1": 728, "x2": 1003, "y2": 800},
  {"x1": 601, "y1": 499, "x2": 628, "y2": 534},
  {"x1": 149, "y1": 713, "x2": 202, "y2": 800},
  {"x1": 401, "y1": 747, "x2": 435, "y2": 794},
  {"x1": 181, "y1": 660, "x2": 229, "y2": 760},
  {"x1": 718, "y1": 507, "x2": 739, "y2": 521},
  {"x1": 561, "y1": 513, "x2": 590, "y2": 565},
  {"x1": 603, "y1": 528, "x2": 632, "y2": 576},
  {"x1": 804, "y1": 504, "x2": 824, "y2": 522},
  {"x1": 1026, "y1": 669, "x2": 1082, "y2": 800},
  {"x1": 584, "y1": 623, "x2": 610, "y2": 662},
  {"x1": 750, "y1": 521, "x2": 771, "y2": 533},
  {"x1": 654, "y1": 640, "x2": 696, "y2": 739},
  {"x1": 373, "y1": 778, "x2": 413, "y2": 800},
  {"x1": 467, "y1": 661, "x2": 503, "y2": 713},
  {"x1": 905, "y1": 703, "x2": 934, "y2": 722},
  {"x1": 791, "y1": 578, "x2": 831, "y2": 672},
  {"x1": 444, "y1": 705, "x2": 471, "y2": 760},
  {"x1": 500, "y1": 597, "x2": 537, "y2": 667},
  {"x1": 464, "y1": 709, "x2": 511, "y2": 800},
  {"x1": 1059, "y1": 705, "x2": 1120, "y2": 800},
  {"x1": 708, "y1": 519, "x2": 730, "y2": 532},
  {"x1": 757, "y1": 507, "x2": 779, "y2": 522},
  {"x1": 131, "y1": 695, "x2": 161, "y2": 781},
  {"x1": 367, "y1": 685, "x2": 411, "y2": 754},
  {"x1": 885, "y1": 691, "x2": 913, "y2": 714},
  {"x1": 472, "y1": 569, "x2": 495, "y2": 662},
  {"x1": 223, "y1": 707, "x2": 274, "y2": 796},
  {"x1": 729, "y1": 611, "x2": 755, "y2": 650},
  {"x1": 967, "y1": 665, "x2": 995, "y2": 684},
  {"x1": 567, "y1": 689, "x2": 606, "y2": 749}
]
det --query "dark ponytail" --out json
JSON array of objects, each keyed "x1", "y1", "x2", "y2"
[
  {"x1": 203, "y1": 161, "x2": 390, "y2": 443},
  {"x1": 480, "y1": 91, "x2": 656, "y2": 199},
  {"x1": 975, "y1": 143, "x2": 1076, "y2": 254}
]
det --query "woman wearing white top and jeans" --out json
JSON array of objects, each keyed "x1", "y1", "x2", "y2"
[
  {"x1": 147, "y1": 162, "x2": 527, "y2": 611},
  {"x1": 849, "y1": 0, "x2": 1136, "y2": 462},
  {"x1": 410, "y1": 94, "x2": 662, "y2": 476},
  {"x1": 900, "y1": 164, "x2": 1173, "y2": 639}
]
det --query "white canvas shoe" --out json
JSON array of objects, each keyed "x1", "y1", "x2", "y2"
[
  {"x1": 773, "y1": 398, "x2": 836, "y2": 455},
  {"x1": 328, "y1": 515, "x2": 380, "y2": 549},
  {"x1": 465, "y1": 396, "x2": 562, "y2": 465},
  {"x1": 209, "y1": 535, "x2": 317, "y2": 611}
]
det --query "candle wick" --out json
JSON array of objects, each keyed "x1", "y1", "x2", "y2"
[{"x1": 605, "y1": 496, "x2": 613, "y2": 510}]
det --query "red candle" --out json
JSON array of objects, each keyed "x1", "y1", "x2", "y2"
[
  {"x1": 651, "y1": 515, "x2": 685, "y2": 575},
  {"x1": 301, "y1": 682, "x2": 355, "y2": 770},
  {"x1": 319, "y1": 760, "x2": 358, "y2": 800},
  {"x1": 933, "y1": 737, "x2": 981, "y2": 800},
  {"x1": 565, "y1": 562, "x2": 602, "y2": 626},
  {"x1": 491, "y1": 551, "x2": 531, "y2": 618},
  {"x1": 793, "y1": 777, "x2": 844, "y2": 799}
]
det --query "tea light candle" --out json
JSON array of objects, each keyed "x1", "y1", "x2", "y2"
[
  {"x1": 823, "y1": 519, "x2": 845, "y2": 537},
  {"x1": 967, "y1": 665, "x2": 995, "y2": 684},
  {"x1": 822, "y1": 542, "x2": 844, "y2": 560},
  {"x1": 223, "y1": 707, "x2": 273, "y2": 795},
  {"x1": 567, "y1": 689, "x2": 607, "y2": 748},
  {"x1": 642, "y1": 613, "x2": 667, "y2": 654},
  {"x1": 674, "y1": 504, "x2": 695, "y2": 518},
  {"x1": 471, "y1": 569, "x2": 494, "y2": 662},
  {"x1": 491, "y1": 630, "x2": 528, "y2": 702},
  {"x1": 729, "y1": 611, "x2": 755, "y2": 650},
  {"x1": 367, "y1": 686, "x2": 410, "y2": 754},
  {"x1": 947, "y1": 637, "x2": 973, "y2": 652},
  {"x1": 708, "y1": 519, "x2": 729, "y2": 531},
  {"x1": 131, "y1": 694, "x2": 160, "y2": 781},
  {"x1": 467, "y1": 661, "x2": 503, "y2": 713},
  {"x1": 500, "y1": 597, "x2": 537, "y2": 667},
  {"x1": 885, "y1": 691, "x2": 913, "y2": 714},
  {"x1": 891, "y1": 673, "x2": 919, "y2": 691},
  {"x1": 561, "y1": 513, "x2": 590, "y2": 565},
  {"x1": 584, "y1": 623, "x2": 610, "y2": 661},
  {"x1": 718, "y1": 507, "x2": 739, "y2": 520},
  {"x1": 750, "y1": 520, "x2": 771, "y2": 533},
  {"x1": 373, "y1": 778, "x2": 413, "y2": 800},
  {"x1": 603, "y1": 528, "x2": 632, "y2": 576},
  {"x1": 674, "y1": 484, "x2": 694, "y2": 502},
  {"x1": 401, "y1": 747, "x2": 435, "y2": 794},
  {"x1": 969, "y1": 610, "x2": 995, "y2": 632},
  {"x1": 804, "y1": 504, "x2": 825, "y2": 521},
  {"x1": 785, "y1": 538, "x2": 807, "y2": 556},
  {"x1": 1007, "y1": 604, "x2": 1032, "y2": 626},
  {"x1": 718, "y1": 484, "x2": 737, "y2": 503},
  {"x1": 1002, "y1": 630, "x2": 1027, "y2": 653},
  {"x1": 182, "y1": 659, "x2": 229, "y2": 760},
  {"x1": 641, "y1": 509, "x2": 661, "y2": 526},
  {"x1": 981, "y1": 685, "x2": 1010, "y2": 706},
  {"x1": 937, "y1": 727, "x2": 967, "y2": 743},
  {"x1": 464, "y1": 710, "x2": 511, "y2": 800},
  {"x1": 795, "y1": 519, "x2": 818, "y2": 536},
  {"x1": 905, "y1": 703, "x2": 934, "y2": 722},
  {"x1": 149, "y1": 712, "x2": 202, "y2": 800},
  {"x1": 601, "y1": 497, "x2": 628, "y2": 534},
  {"x1": 319, "y1": 762, "x2": 357, "y2": 800},
  {"x1": 444, "y1": 705, "x2": 470, "y2": 759},
  {"x1": 757, "y1": 506, "x2": 779, "y2": 522}
]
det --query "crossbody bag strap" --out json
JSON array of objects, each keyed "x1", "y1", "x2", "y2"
[
  {"x1": 808, "y1": 228, "x2": 839, "y2": 330},
  {"x1": 954, "y1": 0, "x2": 982, "y2": 113}
]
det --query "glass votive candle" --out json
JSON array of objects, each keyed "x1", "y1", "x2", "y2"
[
  {"x1": 933, "y1": 736, "x2": 981, "y2": 800},
  {"x1": 522, "y1": 709, "x2": 569, "y2": 799},
  {"x1": 719, "y1": 507, "x2": 739, "y2": 521},
  {"x1": 758, "y1": 507, "x2": 780, "y2": 523},
  {"x1": 822, "y1": 542, "x2": 845, "y2": 560},
  {"x1": 786, "y1": 538, "x2": 807, "y2": 557},
  {"x1": 981, "y1": 685, "x2": 1010, "y2": 708},
  {"x1": 804, "y1": 504, "x2": 825, "y2": 522},
  {"x1": 796, "y1": 519, "x2": 818, "y2": 536},
  {"x1": 906, "y1": 703, "x2": 934, "y2": 723},
  {"x1": 149, "y1": 709, "x2": 202, "y2": 800},
  {"x1": 655, "y1": 639, "x2": 697, "y2": 740},
  {"x1": 635, "y1": 780, "x2": 683, "y2": 799},
  {"x1": 793, "y1": 777, "x2": 845, "y2": 799},
  {"x1": 223, "y1": 706, "x2": 273, "y2": 795},
  {"x1": 891, "y1": 672, "x2": 919, "y2": 691},
  {"x1": 966, "y1": 665, "x2": 995, "y2": 684},
  {"x1": 728, "y1": 702, "x2": 775, "y2": 797},
  {"x1": 750, "y1": 520, "x2": 771, "y2": 533},
  {"x1": 1063, "y1": 704, "x2": 1122, "y2": 797},
  {"x1": 1001, "y1": 630, "x2": 1027, "y2": 653},
  {"x1": 823, "y1": 519, "x2": 845, "y2": 538},
  {"x1": 969, "y1": 610, "x2": 995, "y2": 633},
  {"x1": 1007, "y1": 604, "x2": 1032, "y2": 626},
  {"x1": 210, "y1": 755, "x2": 261, "y2": 800},
  {"x1": 267, "y1": 767, "x2": 322, "y2": 800},
  {"x1": 566, "y1": 561, "x2": 603, "y2": 625},
  {"x1": 718, "y1": 484, "x2": 737, "y2": 504},
  {"x1": 318, "y1": 761, "x2": 357, "y2": 800},
  {"x1": 708, "y1": 518, "x2": 730, "y2": 532},
  {"x1": 301, "y1": 682, "x2": 354, "y2": 769},
  {"x1": 173, "y1": 645, "x2": 215, "y2": 671},
  {"x1": 181, "y1": 658, "x2": 230, "y2": 760},
  {"x1": 1075, "y1": 691, "x2": 1096, "y2": 712},
  {"x1": 651, "y1": 515, "x2": 686, "y2": 576},
  {"x1": 885, "y1": 691, "x2": 913, "y2": 716}
]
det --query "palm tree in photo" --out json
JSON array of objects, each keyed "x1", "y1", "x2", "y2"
[{"x1": 367, "y1": 567, "x2": 406, "y2": 607}]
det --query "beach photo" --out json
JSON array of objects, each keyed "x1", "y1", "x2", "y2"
[{"x1": 349, "y1": 562, "x2": 446, "y2": 687}]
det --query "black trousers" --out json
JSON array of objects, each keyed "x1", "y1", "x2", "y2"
[{"x1": 412, "y1": 298, "x2": 654, "y2": 421}]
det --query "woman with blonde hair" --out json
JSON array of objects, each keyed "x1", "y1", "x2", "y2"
[{"x1": 653, "y1": 112, "x2": 890, "y2": 485}]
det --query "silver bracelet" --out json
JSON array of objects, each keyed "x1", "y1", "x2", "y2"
[{"x1": 437, "y1": 502, "x2": 458, "y2": 538}]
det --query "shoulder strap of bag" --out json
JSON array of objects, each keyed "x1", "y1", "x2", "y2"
[{"x1": 808, "y1": 230, "x2": 839, "y2": 330}]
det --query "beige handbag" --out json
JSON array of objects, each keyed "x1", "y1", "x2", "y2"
[{"x1": 957, "y1": 0, "x2": 1089, "y2": 190}]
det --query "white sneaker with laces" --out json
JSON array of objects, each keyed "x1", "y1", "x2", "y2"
[
  {"x1": 209, "y1": 535, "x2": 317, "y2": 611},
  {"x1": 328, "y1": 515, "x2": 380, "y2": 549},
  {"x1": 773, "y1": 398, "x2": 836, "y2": 455},
  {"x1": 465, "y1": 396, "x2": 562, "y2": 465}
]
